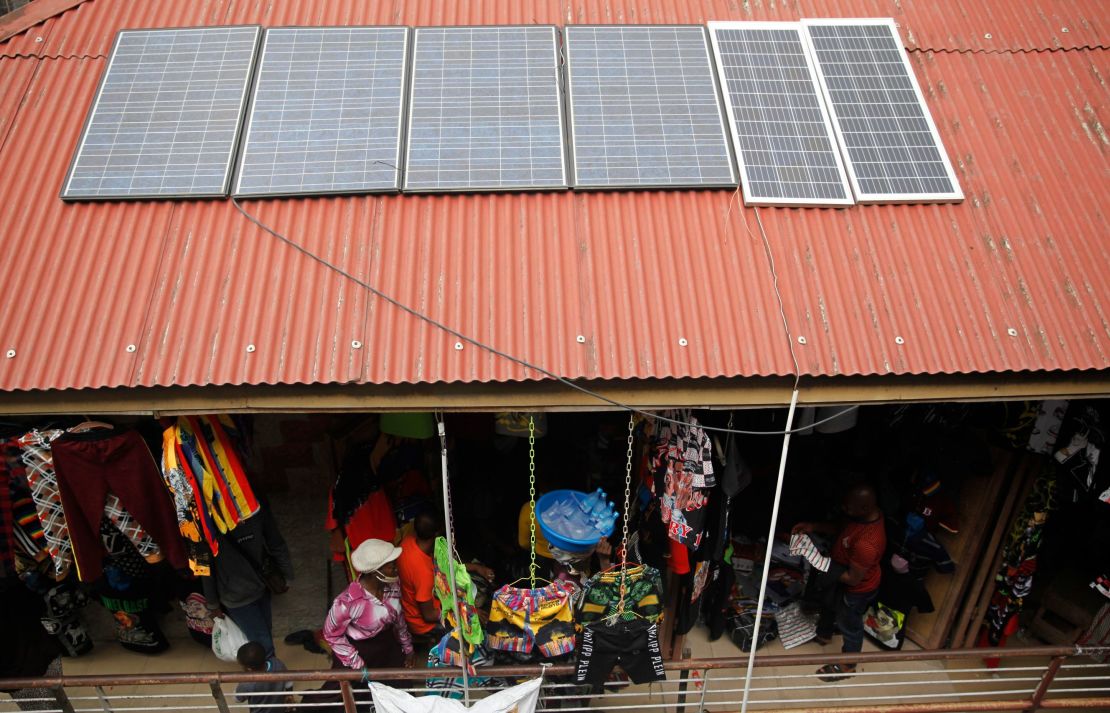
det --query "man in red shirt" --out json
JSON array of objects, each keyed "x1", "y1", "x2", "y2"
[
  {"x1": 793, "y1": 484, "x2": 886, "y2": 681},
  {"x1": 397, "y1": 510, "x2": 494, "y2": 655}
]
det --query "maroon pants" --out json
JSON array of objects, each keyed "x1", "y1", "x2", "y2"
[{"x1": 51, "y1": 430, "x2": 187, "y2": 582}]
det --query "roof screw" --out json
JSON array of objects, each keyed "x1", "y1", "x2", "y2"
[
  {"x1": 895, "y1": 336, "x2": 905, "y2": 345},
  {"x1": 983, "y1": 32, "x2": 992, "y2": 39},
  {"x1": 454, "y1": 341, "x2": 464, "y2": 351},
  {"x1": 678, "y1": 338, "x2": 689, "y2": 347},
  {"x1": 576, "y1": 335, "x2": 586, "y2": 344},
  {"x1": 797, "y1": 336, "x2": 807, "y2": 345},
  {"x1": 246, "y1": 344, "x2": 256, "y2": 353},
  {"x1": 125, "y1": 344, "x2": 137, "y2": 353},
  {"x1": 1061, "y1": 27, "x2": 1069, "y2": 33},
  {"x1": 35, "y1": 36, "x2": 43, "y2": 43},
  {"x1": 5, "y1": 349, "x2": 14, "y2": 359},
  {"x1": 351, "y1": 340, "x2": 363, "y2": 349},
  {"x1": 1006, "y1": 327, "x2": 1018, "y2": 337}
]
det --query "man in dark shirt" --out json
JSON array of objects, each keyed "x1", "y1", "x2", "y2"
[{"x1": 793, "y1": 484, "x2": 886, "y2": 682}]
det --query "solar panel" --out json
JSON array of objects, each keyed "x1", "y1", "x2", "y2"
[
  {"x1": 403, "y1": 26, "x2": 567, "y2": 192},
  {"x1": 802, "y1": 18, "x2": 963, "y2": 203},
  {"x1": 564, "y1": 25, "x2": 736, "y2": 189},
  {"x1": 707, "y1": 21, "x2": 853, "y2": 207},
  {"x1": 234, "y1": 27, "x2": 410, "y2": 197},
  {"x1": 62, "y1": 26, "x2": 261, "y2": 200}
]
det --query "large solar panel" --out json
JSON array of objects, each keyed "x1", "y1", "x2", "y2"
[
  {"x1": 403, "y1": 26, "x2": 567, "y2": 192},
  {"x1": 802, "y1": 18, "x2": 963, "y2": 203},
  {"x1": 62, "y1": 26, "x2": 261, "y2": 200},
  {"x1": 564, "y1": 25, "x2": 736, "y2": 189},
  {"x1": 234, "y1": 27, "x2": 410, "y2": 197},
  {"x1": 707, "y1": 21, "x2": 853, "y2": 207}
]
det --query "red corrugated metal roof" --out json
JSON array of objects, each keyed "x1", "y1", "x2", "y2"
[{"x1": 0, "y1": 0, "x2": 1107, "y2": 392}]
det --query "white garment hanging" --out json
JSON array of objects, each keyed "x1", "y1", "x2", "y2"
[{"x1": 370, "y1": 677, "x2": 543, "y2": 713}]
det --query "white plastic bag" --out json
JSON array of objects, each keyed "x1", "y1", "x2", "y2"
[
  {"x1": 211, "y1": 615, "x2": 249, "y2": 662},
  {"x1": 370, "y1": 677, "x2": 542, "y2": 713}
]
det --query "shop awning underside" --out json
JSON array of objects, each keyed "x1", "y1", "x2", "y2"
[{"x1": 0, "y1": 0, "x2": 1107, "y2": 397}]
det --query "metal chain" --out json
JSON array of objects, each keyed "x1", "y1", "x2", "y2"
[
  {"x1": 617, "y1": 413, "x2": 635, "y2": 614},
  {"x1": 528, "y1": 416, "x2": 537, "y2": 588}
]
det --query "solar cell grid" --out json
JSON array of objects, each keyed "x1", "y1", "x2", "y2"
[
  {"x1": 707, "y1": 21, "x2": 853, "y2": 206},
  {"x1": 803, "y1": 19, "x2": 963, "y2": 202},
  {"x1": 564, "y1": 25, "x2": 736, "y2": 188},
  {"x1": 234, "y1": 27, "x2": 410, "y2": 197},
  {"x1": 63, "y1": 26, "x2": 261, "y2": 200},
  {"x1": 403, "y1": 26, "x2": 567, "y2": 192}
]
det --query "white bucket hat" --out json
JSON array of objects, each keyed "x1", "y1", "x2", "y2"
[{"x1": 350, "y1": 539, "x2": 402, "y2": 574}]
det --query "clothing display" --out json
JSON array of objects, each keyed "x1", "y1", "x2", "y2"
[
  {"x1": 789, "y1": 533, "x2": 830, "y2": 572},
  {"x1": 427, "y1": 640, "x2": 500, "y2": 698},
  {"x1": 96, "y1": 519, "x2": 169, "y2": 653},
  {"x1": 181, "y1": 592, "x2": 215, "y2": 645},
  {"x1": 370, "y1": 677, "x2": 543, "y2": 713},
  {"x1": 167, "y1": 416, "x2": 260, "y2": 543},
  {"x1": 50, "y1": 429, "x2": 186, "y2": 582},
  {"x1": 574, "y1": 619, "x2": 665, "y2": 689},
  {"x1": 651, "y1": 413, "x2": 714, "y2": 549},
  {"x1": 984, "y1": 467, "x2": 1057, "y2": 647},
  {"x1": 578, "y1": 565, "x2": 663, "y2": 624},
  {"x1": 775, "y1": 602, "x2": 818, "y2": 649},
  {"x1": 486, "y1": 580, "x2": 577, "y2": 657},
  {"x1": 433, "y1": 537, "x2": 483, "y2": 647}
]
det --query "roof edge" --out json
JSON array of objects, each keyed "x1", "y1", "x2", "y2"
[
  {"x1": 0, "y1": 372, "x2": 1106, "y2": 416},
  {"x1": 0, "y1": 0, "x2": 89, "y2": 43}
]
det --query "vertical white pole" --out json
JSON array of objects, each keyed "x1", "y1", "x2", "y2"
[
  {"x1": 437, "y1": 419, "x2": 470, "y2": 704},
  {"x1": 739, "y1": 389, "x2": 800, "y2": 713}
]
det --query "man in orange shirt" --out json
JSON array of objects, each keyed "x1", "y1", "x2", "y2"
[{"x1": 397, "y1": 510, "x2": 494, "y2": 655}]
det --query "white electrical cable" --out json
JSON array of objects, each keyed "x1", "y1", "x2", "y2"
[{"x1": 230, "y1": 198, "x2": 855, "y2": 436}]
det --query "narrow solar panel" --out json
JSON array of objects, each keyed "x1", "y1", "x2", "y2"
[
  {"x1": 234, "y1": 27, "x2": 410, "y2": 197},
  {"x1": 564, "y1": 25, "x2": 736, "y2": 189},
  {"x1": 403, "y1": 26, "x2": 567, "y2": 192},
  {"x1": 62, "y1": 26, "x2": 260, "y2": 200},
  {"x1": 803, "y1": 18, "x2": 963, "y2": 203},
  {"x1": 707, "y1": 21, "x2": 853, "y2": 206}
]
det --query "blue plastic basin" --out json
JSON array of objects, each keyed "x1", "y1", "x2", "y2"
[{"x1": 536, "y1": 489, "x2": 614, "y2": 553}]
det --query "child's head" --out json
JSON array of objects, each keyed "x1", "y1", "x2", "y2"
[{"x1": 236, "y1": 642, "x2": 268, "y2": 671}]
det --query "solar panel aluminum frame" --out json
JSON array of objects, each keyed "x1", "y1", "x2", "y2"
[
  {"x1": 232, "y1": 26, "x2": 412, "y2": 198},
  {"x1": 402, "y1": 25, "x2": 570, "y2": 194},
  {"x1": 801, "y1": 17, "x2": 964, "y2": 204},
  {"x1": 707, "y1": 20, "x2": 854, "y2": 208},
  {"x1": 563, "y1": 24, "x2": 738, "y2": 191},
  {"x1": 61, "y1": 25, "x2": 263, "y2": 201}
]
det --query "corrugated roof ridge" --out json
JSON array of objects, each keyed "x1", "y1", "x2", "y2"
[
  {"x1": 0, "y1": 0, "x2": 88, "y2": 43},
  {"x1": 913, "y1": 44, "x2": 1110, "y2": 54}
]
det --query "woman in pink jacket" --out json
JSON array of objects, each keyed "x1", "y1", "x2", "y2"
[{"x1": 323, "y1": 539, "x2": 416, "y2": 673}]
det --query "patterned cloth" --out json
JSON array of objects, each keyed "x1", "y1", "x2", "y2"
[
  {"x1": 21, "y1": 429, "x2": 164, "y2": 578},
  {"x1": 160, "y1": 426, "x2": 213, "y2": 574},
  {"x1": 578, "y1": 565, "x2": 664, "y2": 624},
  {"x1": 486, "y1": 580, "x2": 577, "y2": 657},
  {"x1": 162, "y1": 416, "x2": 259, "y2": 558},
  {"x1": 20, "y1": 430, "x2": 75, "y2": 578},
  {"x1": 651, "y1": 414, "x2": 714, "y2": 548},
  {"x1": 432, "y1": 537, "x2": 483, "y2": 646},
  {"x1": 324, "y1": 580, "x2": 414, "y2": 668}
]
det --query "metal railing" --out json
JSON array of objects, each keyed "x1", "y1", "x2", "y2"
[{"x1": 3, "y1": 645, "x2": 1108, "y2": 713}]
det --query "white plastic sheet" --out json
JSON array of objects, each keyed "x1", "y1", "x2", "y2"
[{"x1": 370, "y1": 677, "x2": 542, "y2": 713}]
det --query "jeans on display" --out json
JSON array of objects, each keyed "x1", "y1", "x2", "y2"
[{"x1": 227, "y1": 591, "x2": 274, "y2": 658}]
